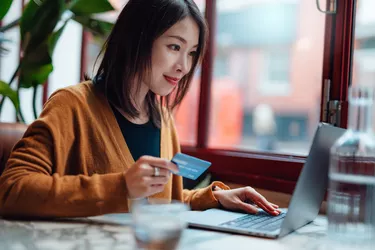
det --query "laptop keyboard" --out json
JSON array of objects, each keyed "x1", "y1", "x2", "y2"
[{"x1": 219, "y1": 212, "x2": 286, "y2": 231}]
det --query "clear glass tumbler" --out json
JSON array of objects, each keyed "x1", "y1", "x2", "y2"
[
  {"x1": 327, "y1": 85, "x2": 375, "y2": 249},
  {"x1": 131, "y1": 199, "x2": 190, "y2": 250}
]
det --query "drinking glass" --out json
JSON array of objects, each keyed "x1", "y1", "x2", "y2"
[{"x1": 131, "y1": 198, "x2": 190, "y2": 250}]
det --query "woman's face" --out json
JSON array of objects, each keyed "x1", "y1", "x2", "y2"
[{"x1": 148, "y1": 17, "x2": 199, "y2": 96}]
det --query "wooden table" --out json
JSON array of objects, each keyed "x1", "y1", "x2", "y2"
[{"x1": 0, "y1": 213, "x2": 328, "y2": 250}]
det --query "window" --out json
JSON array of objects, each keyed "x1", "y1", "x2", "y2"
[
  {"x1": 173, "y1": 1, "x2": 205, "y2": 146},
  {"x1": 207, "y1": 0, "x2": 326, "y2": 156},
  {"x1": 213, "y1": 50, "x2": 230, "y2": 78},
  {"x1": 174, "y1": 70, "x2": 201, "y2": 146},
  {"x1": 352, "y1": 0, "x2": 375, "y2": 87},
  {"x1": 180, "y1": 0, "x2": 355, "y2": 194},
  {"x1": 267, "y1": 51, "x2": 290, "y2": 83},
  {"x1": 259, "y1": 49, "x2": 291, "y2": 96}
]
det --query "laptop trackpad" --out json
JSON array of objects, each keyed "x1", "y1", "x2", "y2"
[{"x1": 186, "y1": 208, "x2": 249, "y2": 226}]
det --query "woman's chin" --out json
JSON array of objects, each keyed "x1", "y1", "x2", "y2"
[{"x1": 151, "y1": 89, "x2": 174, "y2": 97}]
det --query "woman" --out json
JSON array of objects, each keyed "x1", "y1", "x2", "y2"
[{"x1": 0, "y1": 0, "x2": 280, "y2": 218}]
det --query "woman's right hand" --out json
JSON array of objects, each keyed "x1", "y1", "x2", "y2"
[{"x1": 124, "y1": 155, "x2": 179, "y2": 199}]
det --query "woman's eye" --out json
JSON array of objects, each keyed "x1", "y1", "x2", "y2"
[
  {"x1": 189, "y1": 51, "x2": 198, "y2": 57},
  {"x1": 168, "y1": 44, "x2": 180, "y2": 51}
]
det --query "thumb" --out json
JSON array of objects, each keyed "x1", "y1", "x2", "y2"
[{"x1": 238, "y1": 202, "x2": 258, "y2": 214}]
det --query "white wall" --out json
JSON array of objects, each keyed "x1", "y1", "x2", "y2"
[
  {"x1": 48, "y1": 21, "x2": 82, "y2": 96},
  {"x1": 0, "y1": 0, "x2": 22, "y2": 122}
]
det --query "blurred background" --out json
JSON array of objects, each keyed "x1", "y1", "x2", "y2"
[{"x1": 1, "y1": 0, "x2": 374, "y2": 158}]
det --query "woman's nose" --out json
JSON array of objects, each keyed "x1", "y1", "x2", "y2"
[{"x1": 176, "y1": 55, "x2": 190, "y2": 75}]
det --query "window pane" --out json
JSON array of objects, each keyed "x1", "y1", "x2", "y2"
[
  {"x1": 352, "y1": 0, "x2": 375, "y2": 87},
  {"x1": 174, "y1": 1, "x2": 205, "y2": 146},
  {"x1": 208, "y1": 0, "x2": 326, "y2": 156}
]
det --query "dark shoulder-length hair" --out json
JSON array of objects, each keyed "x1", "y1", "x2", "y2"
[{"x1": 91, "y1": 0, "x2": 208, "y2": 128}]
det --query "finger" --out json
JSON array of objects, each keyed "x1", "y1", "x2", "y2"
[
  {"x1": 248, "y1": 190, "x2": 276, "y2": 213},
  {"x1": 238, "y1": 202, "x2": 258, "y2": 214},
  {"x1": 151, "y1": 167, "x2": 170, "y2": 177},
  {"x1": 271, "y1": 203, "x2": 279, "y2": 208},
  {"x1": 149, "y1": 184, "x2": 165, "y2": 194},
  {"x1": 148, "y1": 176, "x2": 170, "y2": 185},
  {"x1": 255, "y1": 199, "x2": 276, "y2": 214},
  {"x1": 257, "y1": 202, "x2": 280, "y2": 216},
  {"x1": 139, "y1": 156, "x2": 178, "y2": 172},
  {"x1": 159, "y1": 168, "x2": 171, "y2": 177},
  {"x1": 139, "y1": 164, "x2": 171, "y2": 177}
]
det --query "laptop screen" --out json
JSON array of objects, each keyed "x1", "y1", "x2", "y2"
[{"x1": 279, "y1": 123, "x2": 345, "y2": 237}]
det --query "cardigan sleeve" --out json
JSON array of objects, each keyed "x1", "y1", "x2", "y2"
[
  {"x1": 182, "y1": 180, "x2": 230, "y2": 210},
  {"x1": 168, "y1": 114, "x2": 230, "y2": 210},
  {"x1": 0, "y1": 90, "x2": 129, "y2": 218}
]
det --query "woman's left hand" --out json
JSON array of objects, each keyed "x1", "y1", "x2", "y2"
[{"x1": 213, "y1": 187, "x2": 281, "y2": 216}]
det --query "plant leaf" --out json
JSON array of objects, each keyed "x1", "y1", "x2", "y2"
[
  {"x1": 73, "y1": 16, "x2": 113, "y2": 37},
  {"x1": 0, "y1": 0, "x2": 13, "y2": 20},
  {"x1": 19, "y1": 64, "x2": 53, "y2": 88},
  {"x1": 48, "y1": 21, "x2": 67, "y2": 54},
  {"x1": 19, "y1": 40, "x2": 52, "y2": 88},
  {"x1": 20, "y1": 0, "x2": 65, "y2": 52},
  {"x1": 70, "y1": 0, "x2": 114, "y2": 16},
  {"x1": 0, "y1": 80, "x2": 19, "y2": 111},
  {"x1": 19, "y1": 18, "x2": 67, "y2": 89},
  {"x1": 20, "y1": 0, "x2": 40, "y2": 42}
]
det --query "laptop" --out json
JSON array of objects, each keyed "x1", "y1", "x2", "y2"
[{"x1": 186, "y1": 123, "x2": 345, "y2": 239}]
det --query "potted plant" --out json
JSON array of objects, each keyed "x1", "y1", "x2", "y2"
[{"x1": 0, "y1": 0, "x2": 114, "y2": 122}]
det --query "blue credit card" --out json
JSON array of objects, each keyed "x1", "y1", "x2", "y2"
[{"x1": 171, "y1": 153, "x2": 211, "y2": 180}]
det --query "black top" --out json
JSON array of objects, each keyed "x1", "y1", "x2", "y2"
[{"x1": 111, "y1": 105, "x2": 161, "y2": 161}]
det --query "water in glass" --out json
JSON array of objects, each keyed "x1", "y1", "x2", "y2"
[{"x1": 131, "y1": 199, "x2": 189, "y2": 250}]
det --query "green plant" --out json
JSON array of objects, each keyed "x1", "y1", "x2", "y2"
[
  {"x1": 0, "y1": 0, "x2": 114, "y2": 122},
  {"x1": 0, "y1": 0, "x2": 14, "y2": 55}
]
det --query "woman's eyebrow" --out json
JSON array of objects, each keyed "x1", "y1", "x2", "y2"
[{"x1": 167, "y1": 35, "x2": 198, "y2": 48}]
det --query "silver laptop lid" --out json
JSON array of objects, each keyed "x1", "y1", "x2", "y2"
[{"x1": 279, "y1": 123, "x2": 345, "y2": 237}]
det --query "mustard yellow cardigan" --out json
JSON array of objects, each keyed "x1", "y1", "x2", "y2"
[{"x1": 0, "y1": 82, "x2": 228, "y2": 218}]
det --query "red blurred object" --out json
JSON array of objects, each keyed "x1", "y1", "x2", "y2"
[{"x1": 175, "y1": 77, "x2": 242, "y2": 148}]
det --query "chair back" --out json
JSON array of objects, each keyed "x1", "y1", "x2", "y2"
[{"x1": 0, "y1": 123, "x2": 28, "y2": 175}]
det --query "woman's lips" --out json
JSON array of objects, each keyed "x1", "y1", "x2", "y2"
[{"x1": 164, "y1": 75, "x2": 180, "y2": 86}]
